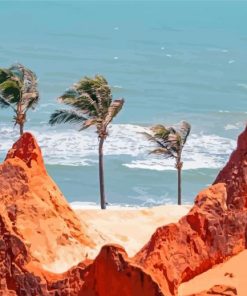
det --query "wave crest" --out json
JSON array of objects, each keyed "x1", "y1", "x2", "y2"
[{"x1": 0, "y1": 124, "x2": 236, "y2": 170}]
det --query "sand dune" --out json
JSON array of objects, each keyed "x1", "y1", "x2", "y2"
[
  {"x1": 179, "y1": 250, "x2": 247, "y2": 296},
  {"x1": 74, "y1": 204, "x2": 191, "y2": 258}
]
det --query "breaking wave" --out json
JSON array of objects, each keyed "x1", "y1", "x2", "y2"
[{"x1": 0, "y1": 124, "x2": 236, "y2": 170}]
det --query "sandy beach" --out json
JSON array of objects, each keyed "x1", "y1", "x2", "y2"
[
  {"x1": 74, "y1": 204, "x2": 191, "y2": 257},
  {"x1": 178, "y1": 250, "x2": 247, "y2": 296}
]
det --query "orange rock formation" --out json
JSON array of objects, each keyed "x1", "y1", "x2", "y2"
[
  {"x1": 1, "y1": 126, "x2": 247, "y2": 295},
  {"x1": 0, "y1": 133, "x2": 94, "y2": 273}
]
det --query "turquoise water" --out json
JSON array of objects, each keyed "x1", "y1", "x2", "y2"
[{"x1": 0, "y1": 1, "x2": 247, "y2": 205}]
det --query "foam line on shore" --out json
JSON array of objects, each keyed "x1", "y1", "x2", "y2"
[{"x1": 0, "y1": 124, "x2": 236, "y2": 171}]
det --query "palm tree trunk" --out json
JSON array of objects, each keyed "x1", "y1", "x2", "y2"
[
  {"x1": 17, "y1": 102, "x2": 25, "y2": 136},
  {"x1": 99, "y1": 137, "x2": 106, "y2": 209},
  {"x1": 20, "y1": 123, "x2": 24, "y2": 136},
  {"x1": 177, "y1": 164, "x2": 182, "y2": 205},
  {"x1": 177, "y1": 156, "x2": 182, "y2": 205}
]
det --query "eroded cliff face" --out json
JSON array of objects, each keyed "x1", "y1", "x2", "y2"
[
  {"x1": 0, "y1": 211, "x2": 48, "y2": 295},
  {"x1": 1, "y1": 127, "x2": 247, "y2": 296},
  {"x1": 134, "y1": 183, "x2": 246, "y2": 295},
  {"x1": 0, "y1": 133, "x2": 94, "y2": 274},
  {"x1": 78, "y1": 244, "x2": 163, "y2": 296},
  {"x1": 133, "y1": 126, "x2": 247, "y2": 295},
  {"x1": 214, "y1": 127, "x2": 247, "y2": 209}
]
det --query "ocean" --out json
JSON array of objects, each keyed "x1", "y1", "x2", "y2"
[{"x1": 0, "y1": 1, "x2": 246, "y2": 206}]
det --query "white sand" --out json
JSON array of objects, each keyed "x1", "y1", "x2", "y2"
[{"x1": 74, "y1": 204, "x2": 191, "y2": 258}]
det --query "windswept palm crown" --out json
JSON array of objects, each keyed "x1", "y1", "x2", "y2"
[
  {"x1": 49, "y1": 75, "x2": 124, "y2": 136},
  {"x1": 0, "y1": 63, "x2": 39, "y2": 135},
  {"x1": 143, "y1": 121, "x2": 191, "y2": 205},
  {"x1": 144, "y1": 121, "x2": 191, "y2": 162}
]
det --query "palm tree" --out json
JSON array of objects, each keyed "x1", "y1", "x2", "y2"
[
  {"x1": 0, "y1": 64, "x2": 39, "y2": 136},
  {"x1": 143, "y1": 121, "x2": 191, "y2": 205},
  {"x1": 49, "y1": 75, "x2": 124, "y2": 209}
]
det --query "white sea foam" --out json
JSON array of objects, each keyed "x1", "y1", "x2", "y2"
[
  {"x1": 0, "y1": 124, "x2": 236, "y2": 171},
  {"x1": 123, "y1": 132, "x2": 236, "y2": 171},
  {"x1": 224, "y1": 124, "x2": 240, "y2": 131},
  {"x1": 70, "y1": 201, "x2": 140, "y2": 210},
  {"x1": 124, "y1": 157, "x2": 221, "y2": 171},
  {"x1": 0, "y1": 124, "x2": 149, "y2": 164}
]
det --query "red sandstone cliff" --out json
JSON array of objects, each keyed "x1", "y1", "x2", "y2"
[
  {"x1": 214, "y1": 126, "x2": 247, "y2": 209},
  {"x1": 1, "y1": 127, "x2": 247, "y2": 295},
  {"x1": 0, "y1": 133, "x2": 94, "y2": 274},
  {"x1": 133, "y1": 126, "x2": 247, "y2": 295}
]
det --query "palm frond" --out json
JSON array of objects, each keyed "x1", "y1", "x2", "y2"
[
  {"x1": 49, "y1": 109, "x2": 86, "y2": 126},
  {"x1": 9, "y1": 64, "x2": 25, "y2": 81},
  {"x1": 55, "y1": 75, "x2": 123, "y2": 134},
  {"x1": 0, "y1": 68, "x2": 12, "y2": 84},
  {"x1": 0, "y1": 64, "x2": 39, "y2": 110},
  {"x1": 77, "y1": 75, "x2": 112, "y2": 110},
  {"x1": 0, "y1": 94, "x2": 16, "y2": 111},
  {"x1": 79, "y1": 118, "x2": 97, "y2": 130},
  {"x1": 23, "y1": 93, "x2": 39, "y2": 111},
  {"x1": 59, "y1": 75, "x2": 113, "y2": 118},
  {"x1": 75, "y1": 76, "x2": 99, "y2": 102},
  {"x1": 167, "y1": 132, "x2": 181, "y2": 145},
  {"x1": 0, "y1": 80, "x2": 20, "y2": 104},
  {"x1": 151, "y1": 124, "x2": 170, "y2": 142},
  {"x1": 94, "y1": 75, "x2": 112, "y2": 108},
  {"x1": 59, "y1": 89, "x2": 99, "y2": 116},
  {"x1": 76, "y1": 75, "x2": 111, "y2": 103},
  {"x1": 144, "y1": 121, "x2": 191, "y2": 160},
  {"x1": 141, "y1": 131, "x2": 166, "y2": 148},
  {"x1": 104, "y1": 99, "x2": 124, "y2": 127},
  {"x1": 178, "y1": 121, "x2": 191, "y2": 145},
  {"x1": 151, "y1": 124, "x2": 167, "y2": 133},
  {"x1": 83, "y1": 94, "x2": 100, "y2": 114},
  {"x1": 59, "y1": 89, "x2": 79, "y2": 102},
  {"x1": 149, "y1": 147, "x2": 173, "y2": 158},
  {"x1": 15, "y1": 64, "x2": 39, "y2": 109}
]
